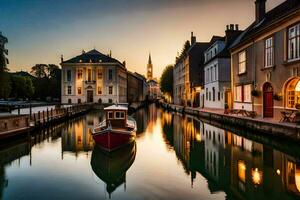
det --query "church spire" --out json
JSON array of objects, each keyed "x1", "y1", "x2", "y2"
[
  {"x1": 148, "y1": 53, "x2": 152, "y2": 65},
  {"x1": 147, "y1": 53, "x2": 153, "y2": 80}
]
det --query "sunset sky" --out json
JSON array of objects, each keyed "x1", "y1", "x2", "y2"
[{"x1": 0, "y1": 0, "x2": 285, "y2": 78}]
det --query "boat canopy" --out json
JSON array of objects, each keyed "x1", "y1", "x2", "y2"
[{"x1": 104, "y1": 104, "x2": 128, "y2": 111}]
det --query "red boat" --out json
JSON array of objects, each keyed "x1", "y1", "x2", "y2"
[{"x1": 92, "y1": 104, "x2": 136, "y2": 152}]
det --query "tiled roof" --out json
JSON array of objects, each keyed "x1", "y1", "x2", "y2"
[
  {"x1": 62, "y1": 49, "x2": 124, "y2": 67},
  {"x1": 230, "y1": 0, "x2": 300, "y2": 50}
]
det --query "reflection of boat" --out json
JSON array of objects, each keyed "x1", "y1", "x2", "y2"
[
  {"x1": 91, "y1": 142, "x2": 136, "y2": 197},
  {"x1": 92, "y1": 104, "x2": 136, "y2": 152}
]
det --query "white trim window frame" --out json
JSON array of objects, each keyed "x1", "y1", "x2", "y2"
[
  {"x1": 288, "y1": 23, "x2": 300, "y2": 61},
  {"x1": 108, "y1": 111, "x2": 114, "y2": 119},
  {"x1": 265, "y1": 37, "x2": 274, "y2": 68},
  {"x1": 238, "y1": 51, "x2": 246, "y2": 74}
]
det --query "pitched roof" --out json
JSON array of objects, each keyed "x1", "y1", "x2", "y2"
[
  {"x1": 62, "y1": 49, "x2": 125, "y2": 67},
  {"x1": 230, "y1": 0, "x2": 300, "y2": 50}
]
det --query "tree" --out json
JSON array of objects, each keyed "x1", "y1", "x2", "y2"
[
  {"x1": 31, "y1": 64, "x2": 47, "y2": 78},
  {"x1": 160, "y1": 65, "x2": 173, "y2": 98},
  {"x1": 25, "y1": 77, "x2": 34, "y2": 98},
  {"x1": 0, "y1": 34, "x2": 11, "y2": 99}
]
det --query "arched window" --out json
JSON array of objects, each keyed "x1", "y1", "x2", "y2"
[{"x1": 286, "y1": 78, "x2": 300, "y2": 108}]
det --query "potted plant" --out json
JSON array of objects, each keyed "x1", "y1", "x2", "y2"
[
  {"x1": 273, "y1": 93, "x2": 282, "y2": 101},
  {"x1": 251, "y1": 89, "x2": 260, "y2": 97}
]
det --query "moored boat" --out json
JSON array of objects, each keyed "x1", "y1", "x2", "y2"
[{"x1": 92, "y1": 104, "x2": 136, "y2": 152}]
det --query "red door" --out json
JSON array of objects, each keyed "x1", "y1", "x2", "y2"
[{"x1": 263, "y1": 84, "x2": 274, "y2": 117}]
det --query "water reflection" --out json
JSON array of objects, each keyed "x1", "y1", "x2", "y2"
[
  {"x1": 161, "y1": 110, "x2": 300, "y2": 199},
  {"x1": 91, "y1": 142, "x2": 136, "y2": 198},
  {"x1": 0, "y1": 106, "x2": 300, "y2": 199}
]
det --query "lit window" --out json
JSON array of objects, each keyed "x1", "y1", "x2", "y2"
[
  {"x1": 77, "y1": 87, "x2": 82, "y2": 95},
  {"x1": 288, "y1": 24, "x2": 300, "y2": 61},
  {"x1": 87, "y1": 69, "x2": 92, "y2": 82},
  {"x1": 97, "y1": 86, "x2": 102, "y2": 95},
  {"x1": 286, "y1": 78, "x2": 300, "y2": 108},
  {"x1": 97, "y1": 69, "x2": 102, "y2": 79},
  {"x1": 238, "y1": 51, "x2": 246, "y2": 74},
  {"x1": 77, "y1": 69, "x2": 83, "y2": 79},
  {"x1": 265, "y1": 37, "x2": 274, "y2": 67},
  {"x1": 244, "y1": 84, "x2": 252, "y2": 102},
  {"x1": 235, "y1": 86, "x2": 242, "y2": 102},
  {"x1": 238, "y1": 160, "x2": 246, "y2": 183}
]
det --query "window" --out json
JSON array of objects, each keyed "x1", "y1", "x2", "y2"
[
  {"x1": 265, "y1": 37, "x2": 274, "y2": 67},
  {"x1": 77, "y1": 99, "x2": 81, "y2": 104},
  {"x1": 68, "y1": 99, "x2": 72, "y2": 104},
  {"x1": 238, "y1": 51, "x2": 246, "y2": 74},
  {"x1": 286, "y1": 78, "x2": 300, "y2": 108},
  {"x1": 235, "y1": 86, "x2": 242, "y2": 102},
  {"x1": 97, "y1": 86, "x2": 102, "y2": 95},
  {"x1": 108, "y1": 99, "x2": 113, "y2": 103},
  {"x1": 212, "y1": 87, "x2": 215, "y2": 101},
  {"x1": 97, "y1": 69, "x2": 102, "y2": 79},
  {"x1": 210, "y1": 67, "x2": 213, "y2": 81},
  {"x1": 87, "y1": 69, "x2": 92, "y2": 82},
  {"x1": 108, "y1": 111, "x2": 114, "y2": 119},
  {"x1": 214, "y1": 65, "x2": 217, "y2": 81},
  {"x1": 67, "y1": 86, "x2": 72, "y2": 95},
  {"x1": 115, "y1": 111, "x2": 125, "y2": 119},
  {"x1": 218, "y1": 92, "x2": 220, "y2": 101},
  {"x1": 244, "y1": 84, "x2": 252, "y2": 102},
  {"x1": 77, "y1": 87, "x2": 82, "y2": 95},
  {"x1": 67, "y1": 70, "x2": 71, "y2": 82},
  {"x1": 109, "y1": 69, "x2": 113, "y2": 80},
  {"x1": 288, "y1": 24, "x2": 300, "y2": 61},
  {"x1": 209, "y1": 91, "x2": 211, "y2": 101},
  {"x1": 207, "y1": 68, "x2": 210, "y2": 82},
  {"x1": 77, "y1": 69, "x2": 83, "y2": 79},
  {"x1": 109, "y1": 86, "x2": 113, "y2": 95},
  {"x1": 206, "y1": 88, "x2": 208, "y2": 100}
]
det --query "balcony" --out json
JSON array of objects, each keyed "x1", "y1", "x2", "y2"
[{"x1": 85, "y1": 80, "x2": 96, "y2": 84}]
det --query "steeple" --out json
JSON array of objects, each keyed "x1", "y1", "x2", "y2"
[
  {"x1": 147, "y1": 53, "x2": 153, "y2": 80},
  {"x1": 148, "y1": 53, "x2": 152, "y2": 65}
]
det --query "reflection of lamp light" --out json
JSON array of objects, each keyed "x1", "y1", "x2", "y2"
[
  {"x1": 276, "y1": 169, "x2": 281, "y2": 175},
  {"x1": 196, "y1": 134, "x2": 201, "y2": 142},
  {"x1": 238, "y1": 160, "x2": 246, "y2": 182},
  {"x1": 251, "y1": 168, "x2": 262, "y2": 185},
  {"x1": 296, "y1": 168, "x2": 300, "y2": 192}
]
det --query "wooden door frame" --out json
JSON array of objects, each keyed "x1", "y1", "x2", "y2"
[{"x1": 263, "y1": 82, "x2": 274, "y2": 118}]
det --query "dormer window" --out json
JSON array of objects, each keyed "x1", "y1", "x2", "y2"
[{"x1": 288, "y1": 23, "x2": 300, "y2": 61}]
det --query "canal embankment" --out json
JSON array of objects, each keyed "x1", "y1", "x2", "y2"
[
  {"x1": 160, "y1": 102, "x2": 300, "y2": 140},
  {"x1": 0, "y1": 103, "x2": 93, "y2": 140}
]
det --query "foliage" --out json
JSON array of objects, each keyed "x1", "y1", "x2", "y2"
[
  {"x1": 0, "y1": 72, "x2": 11, "y2": 99},
  {"x1": 10, "y1": 75, "x2": 35, "y2": 99},
  {"x1": 160, "y1": 65, "x2": 173, "y2": 97},
  {"x1": 251, "y1": 89, "x2": 261, "y2": 97}
]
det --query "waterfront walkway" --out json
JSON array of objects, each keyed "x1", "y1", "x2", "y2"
[{"x1": 161, "y1": 102, "x2": 300, "y2": 140}]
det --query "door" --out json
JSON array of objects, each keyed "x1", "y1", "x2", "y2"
[
  {"x1": 263, "y1": 83, "x2": 274, "y2": 118},
  {"x1": 87, "y1": 90, "x2": 93, "y2": 103}
]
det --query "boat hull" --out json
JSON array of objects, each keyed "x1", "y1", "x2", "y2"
[{"x1": 93, "y1": 130, "x2": 135, "y2": 152}]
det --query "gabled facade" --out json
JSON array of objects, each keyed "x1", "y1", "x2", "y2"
[
  {"x1": 60, "y1": 49, "x2": 127, "y2": 104},
  {"x1": 203, "y1": 25, "x2": 242, "y2": 109},
  {"x1": 230, "y1": 0, "x2": 300, "y2": 119}
]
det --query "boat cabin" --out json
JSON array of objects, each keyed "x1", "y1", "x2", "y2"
[{"x1": 104, "y1": 104, "x2": 128, "y2": 128}]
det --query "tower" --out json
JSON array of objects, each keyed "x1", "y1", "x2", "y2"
[{"x1": 147, "y1": 53, "x2": 153, "y2": 80}]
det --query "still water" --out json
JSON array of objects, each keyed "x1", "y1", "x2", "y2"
[{"x1": 1, "y1": 105, "x2": 300, "y2": 200}]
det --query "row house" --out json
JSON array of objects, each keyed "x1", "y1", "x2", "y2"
[
  {"x1": 230, "y1": 0, "x2": 300, "y2": 119},
  {"x1": 127, "y1": 71, "x2": 148, "y2": 103},
  {"x1": 61, "y1": 49, "x2": 127, "y2": 104},
  {"x1": 174, "y1": 32, "x2": 210, "y2": 107},
  {"x1": 203, "y1": 25, "x2": 242, "y2": 109}
]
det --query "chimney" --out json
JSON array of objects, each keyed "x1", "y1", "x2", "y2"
[
  {"x1": 61, "y1": 55, "x2": 64, "y2": 63},
  {"x1": 225, "y1": 24, "x2": 242, "y2": 43},
  {"x1": 255, "y1": 0, "x2": 266, "y2": 24},
  {"x1": 82, "y1": 49, "x2": 85, "y2": 54},
  {"x1": 123, "y1": 61, "x2": 126, "y2": 67},
  {"x1": 109, "y1": 50, "x2": 112, "y2": 57},
  {"x1": 191, "y1": 32, "x2": 196, "y2": 44}
]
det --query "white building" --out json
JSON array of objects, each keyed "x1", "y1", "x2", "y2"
[
  {"x1": 203, "y1": 25, "x2": 242, "y2": 109},
  {"x1": 173, "y1": 56, "x2": 185, "y2": 105},
  {"x1": 61, "y1": 49, "x2": 127, "y2": 104}
]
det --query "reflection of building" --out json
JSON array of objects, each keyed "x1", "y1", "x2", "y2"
[
  {"x1": 147, "y1": 79, "x2": 161, "y2": 100},
  {"x1": 147, "y1": 54, "x2": 153, "y2": 80},
  {"x1": 61, "y1": 113, "x2": 100, "y2": 155},
  {"x1": 61, "y1": 49, "x2": 127, "y2": 104},
  {"x1": 231, "y1": 0, "x2": 300, "y2": 119}
]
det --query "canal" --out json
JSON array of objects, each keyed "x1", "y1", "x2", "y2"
[{"x1": 0, "y1": 104, "x2": 300, "y2": 199}]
